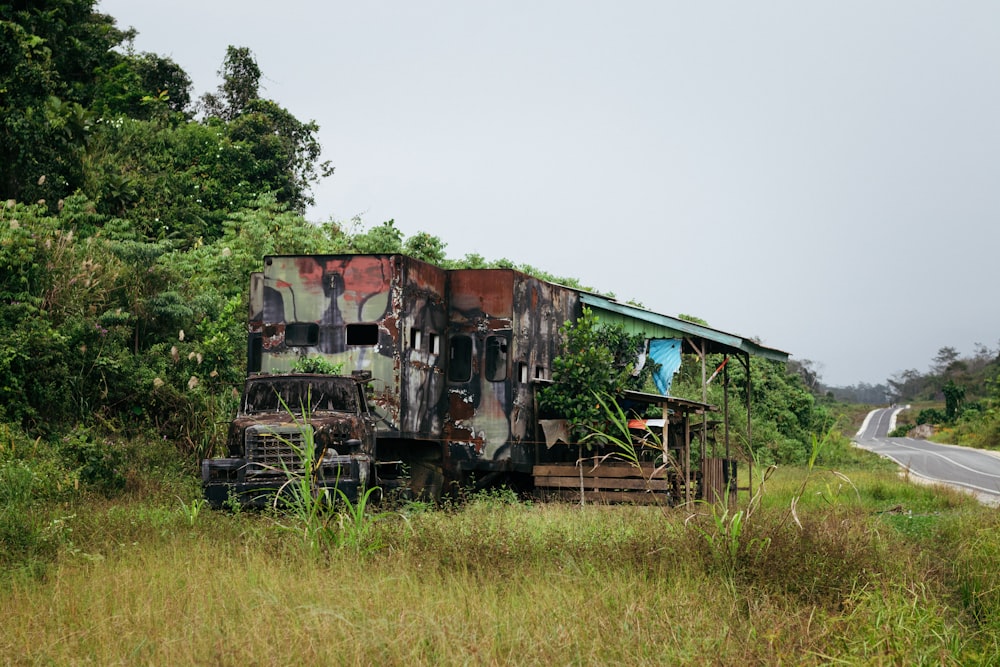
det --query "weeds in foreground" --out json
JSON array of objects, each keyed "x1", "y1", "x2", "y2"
[
  {"x1": 596, "y1": 404, "x2": 867, "y2": 590},
  {"x1": 330, "y1": 485, "x2": 395, "y2": 553},
  {"x1": 2, "y1": 433, "x2": 998, "y2": 665},
  {"x1": 177, "y1": 496, "x2": 207, "y2": 527},
  {"x1": 783, "y1": 427, "x2": 860, "y2": 530},
  {"x1": 4, "y1": 493, "x2": 995, "y2": 664},
  {"x1": 686, "y1": 464, "x2": 776, "y2": 581},
  {"x1": 263, "y1": 391, "x2": 386, "y2": 555},
  {"x1": 691, "y1": 427, "x2": 862, "y2": 585},
  {"x1": 579, "y1": 392, "x2": 680, "y2": 509}
]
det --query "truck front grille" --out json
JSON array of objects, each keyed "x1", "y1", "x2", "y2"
[{"x1": 245, "y1": 425, "x2": 312, "y2": 477}]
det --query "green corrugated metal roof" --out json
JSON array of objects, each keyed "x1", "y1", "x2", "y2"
[{"x1": 579, "y1": 293, "x2": 788, "y2": 362}]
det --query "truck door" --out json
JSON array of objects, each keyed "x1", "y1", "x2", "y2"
[{"x1": 445, "y1": 330, "x2": 512, "y2": 462}]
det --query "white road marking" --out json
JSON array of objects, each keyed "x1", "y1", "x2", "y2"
[{"x1": 876, "y1": 437, "x2": 1000, "y2": 480}]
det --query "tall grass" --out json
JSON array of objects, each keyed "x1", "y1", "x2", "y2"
[
  {"x1": 259, "y1": 391, "x2": 388, "y2": 555},
  {"x1": 4, "y1": 424, "x2": 1000, "y2": 663},
  {"x1": 3, "y1": 473, "x2": 998, "y2": 664}
]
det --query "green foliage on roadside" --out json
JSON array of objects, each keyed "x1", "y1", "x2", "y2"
[
  {"x1": 892, "y1": 345, "x2": 1000, "y2": 450},
  {"x1": 918, "y1": 408, "x2": 947, "y2": 425},
  {"x1": 537, "y1": 308, "x2": 653, "y2": 445}
]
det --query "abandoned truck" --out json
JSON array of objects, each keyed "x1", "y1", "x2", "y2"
[
  {"x1": 201, "y1": 373, "x2": 376, "y2": 508},
  {"x1": 202, "y1": 253, "x2": 788, "y2": 504}
]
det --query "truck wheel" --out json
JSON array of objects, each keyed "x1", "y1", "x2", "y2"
[{"x1": 409, "y1": 461, "x2": 444, "y2": 502}]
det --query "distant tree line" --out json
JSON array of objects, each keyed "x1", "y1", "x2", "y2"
[
  {"x1": 789, "y1": 345, "x2": 1000, "y2": 448},
  {"x1": 885, "y1": 345, "x2": 1000, "y2": 447}
]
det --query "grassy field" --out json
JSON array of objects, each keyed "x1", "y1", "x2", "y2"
[{"x1": 4, "y1": 443, "x2": 1000, "y2": 665}]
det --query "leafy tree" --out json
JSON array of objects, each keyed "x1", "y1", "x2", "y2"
[
  {"x1": 826, "y1": 382, "x2": 892, "y2": 405},
  {"x1": 888, "y1": 368, "x2": 924, "y2": 402},
  {"x1": 0, "y1": 0, "x2": 127, "y2": 204},
  {"x1": 92, "y1": 50, "x2": 193, "y2": 119},
  {"x1": 199, "y1": 46, "x2": 332, "y2": 213},
  {"x1": 3, "y1": 11, "x2": 332, "y2": 239},
  {"x1": 227, "y1": 98, "x2": 331, "y2": 210},
  {"x1": 404, "y1": 231, "x2": 448, "y2": 265},
  {"x1": 537, "y1": 308, "x2": 636, "y2": 444},
  {"x1": 943, "y1": 380, "x2": 966, "y2": 422},
  {"x1": 788, "y1": 358, "x2": 823, "y2": 394},
  {"x1": 454, "y1": 252, "x2": 489, "y2": 269},
  {"x1": 346, "y1": 219, "x2": 405, "y2": 254},
  {"x1": 932, "y1": 346, "x2": 961, "y2": 376},
  {"x1": 199, "y1": 46, "x2": 261, "y2": 121}
]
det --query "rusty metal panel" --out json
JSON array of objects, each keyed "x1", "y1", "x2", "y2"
[
  {"x1": 395, "y1": 256, "x2": 448, "y2": 437},
  {"x1": 259, "y1": 255, "x2": 393, "y2": 355},
  {"x1": 442, "y1": 269, "x2": 579, "y2": 474},
  {"x1": 448, "y1": 269, "x2": 514, "y2": 321},
  {"x1": 443, "y1": 270, "x2": 513, "y2": 464},
  {"x1": 509, "y1": 275, "x2": 580, "y2": 448},
  {"x1": 249, "y1": 272, "x2": 264, "y2": 324},
  {"x1": 247, "y1": 272, "x2": 265, "y2": 373}
]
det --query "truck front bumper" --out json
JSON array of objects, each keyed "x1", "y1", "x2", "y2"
[{"x1": 201, "y1": 456, "x2": 370, "y2": 509}]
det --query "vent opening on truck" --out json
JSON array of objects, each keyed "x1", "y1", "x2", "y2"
[
  {"x1": 346, "y1": 323, "x2": 379, "y2": 346},
  {"x1": 448, "y1": 335, "x2": 473, "y2": 382},
  {"x1": 285, "y1": 322, "x2": 319, "y2": 347},
  {"x1": 485, "y1": 335, "x2": 508, "y2": 382}
]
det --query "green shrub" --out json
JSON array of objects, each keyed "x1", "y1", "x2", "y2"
[
  {"x1": 538, "y1": 308, "x2": 633, "y2": 445},
  {"x1": 917, "y1": 408, "x2": 947, "y2": 425},
  {"x1": 291, "y1": 356, "x2": 344, "y2": 375},
  {"x1": 59, "y1": 427, "x2": 126, "y2": 497}
]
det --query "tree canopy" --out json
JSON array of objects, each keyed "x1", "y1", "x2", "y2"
[{"x1": 1, "y1": 2, "x2": 330, "y2": 243}]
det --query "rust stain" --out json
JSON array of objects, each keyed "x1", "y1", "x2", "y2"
[
  {"x1": 449, "y1": 269, "x2": 514, "y2": 318},
  {"x1": 262, "y1": 323, "x2": 285, "y2": 350}
]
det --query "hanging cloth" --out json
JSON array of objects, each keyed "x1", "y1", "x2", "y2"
[{"x1": 649, "y1": 338, "x2": 683, "y2": 395}]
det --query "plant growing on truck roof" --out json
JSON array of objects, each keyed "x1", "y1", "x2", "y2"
[{"x1": 290, "y1": 356, "x2": 343, "y2": 375}]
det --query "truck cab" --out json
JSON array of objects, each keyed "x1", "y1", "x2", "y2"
[{"x1": 202, "y1": 373, "x2": 376, "y2": 508}]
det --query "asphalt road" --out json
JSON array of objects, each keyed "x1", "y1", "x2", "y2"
[{"x1": 855, "y1": 407, "x2": 1000, "y2": 502}]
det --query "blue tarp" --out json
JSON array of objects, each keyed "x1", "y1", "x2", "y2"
[{"x1": 649, "y1": 338, "x2": 682, "y2": 395}]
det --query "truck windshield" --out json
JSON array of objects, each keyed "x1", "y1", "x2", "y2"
[{"x1": 242, "y1": 378, "x2": 357, "y2": 414}]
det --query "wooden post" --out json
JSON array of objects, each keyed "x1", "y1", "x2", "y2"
[
  {"x1": 684, "y1": 412, "x2": 691, "y2": 505},
  {"x1": 741, "y1": 353, "x2": 753, "y2": 500},
  {"x1": 724, "y1": 357, "x2": 736, "y2": 507}
]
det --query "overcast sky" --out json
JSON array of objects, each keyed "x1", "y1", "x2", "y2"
[{"x1": 99, "y1": 1, "x2": 1000, "y2": 387}]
